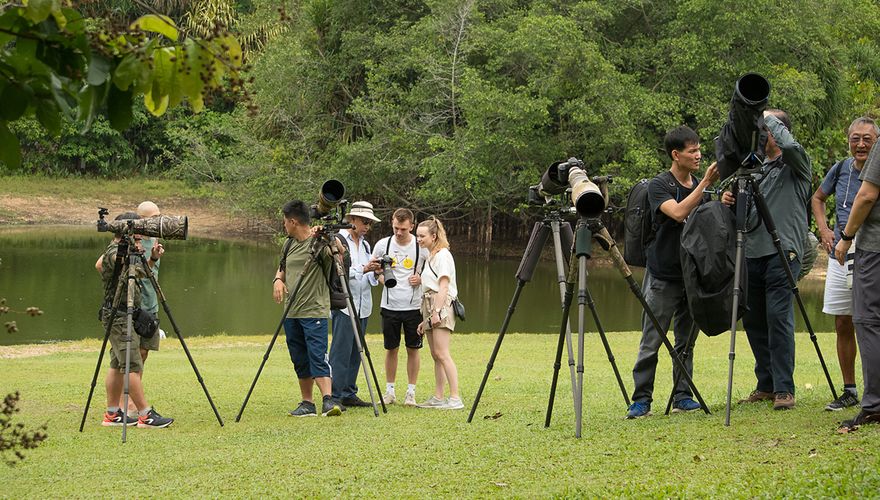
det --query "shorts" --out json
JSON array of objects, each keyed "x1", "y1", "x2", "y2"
[
  {"x1": 420, "y1": 292, "x2": 456, "y2": 333},
  {"x1": 381, "y1": 308, "x2": 423, "y2": 350},
  {"x1": 822, "y1": 256, "x2": 853, "y2": 316},
  {"x1": 283, "y1": 318, "x2": 332, "y2": 379},
  {"x1": 103, "y1": 311, "x2": 143, "y2": 373}
]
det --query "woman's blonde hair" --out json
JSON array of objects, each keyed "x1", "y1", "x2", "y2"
[{"x1": 418, "y1": 216, "x2": 449, "y2": 253}]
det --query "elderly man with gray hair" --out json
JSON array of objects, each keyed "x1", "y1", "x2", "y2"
[{"x1": 813, "y1": 117, "x2": 879, "y2": 412}]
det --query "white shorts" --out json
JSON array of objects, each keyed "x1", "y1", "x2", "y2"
[{"x1": 822, "y1": 256, "x2": 852, "y2": 316}]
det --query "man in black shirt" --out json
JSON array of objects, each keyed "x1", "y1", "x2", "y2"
[{"x1": 626, "y1": 126, "x2": 720, "y2": 419}]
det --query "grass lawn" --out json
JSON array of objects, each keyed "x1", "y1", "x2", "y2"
[
  {"x1": 0, "y1": 174, "x2": 214, "y2": 201},
  {"x1": 1, "y1": 331, "x2": 877, "y2": 497}
]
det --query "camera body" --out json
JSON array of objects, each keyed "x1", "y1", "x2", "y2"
[{"x1": 378, "y1": 255, "x2": 397, "y2": 288}]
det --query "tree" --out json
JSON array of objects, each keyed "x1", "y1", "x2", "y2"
[{"x1": 0, "y1": 0, "x2": 245, "y2": 169}]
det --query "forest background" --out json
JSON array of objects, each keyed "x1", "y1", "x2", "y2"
[{"x1": 4, "y1": 0, "x2": 880, "y2": 256}]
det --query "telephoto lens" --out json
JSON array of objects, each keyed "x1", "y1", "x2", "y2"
[{"x1": 379, "y1": 255, "x2": 397, "y2": 288}]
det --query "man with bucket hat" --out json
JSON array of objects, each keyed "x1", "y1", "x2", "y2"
[{"x1": 330, "y1": 201, "x2": 381, "y2": 408}]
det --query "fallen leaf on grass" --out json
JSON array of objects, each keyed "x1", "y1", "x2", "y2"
[
  {"x1": 808, "y1": 449, "x2": 818, "y2": 458},
  {"x1": 767, "y1": 438, "x2": 782, "y2": 447},
  {"x1": 804, "y1": 383, "x2": 813, "y2": 390},
  {"x1": 493, "y1": 482, "x2": 508, "y2": 488},
  {"x1": 693, "y1": 455, "x2": 705, "y2": 463},
  {"x1": 837, "y1": 425, "x2": 858, "y2": 434},
  {"x1": 483, "y1": 412, "x2": 503, "y2": 420},
  {"x1": 494, "y1": 376, "x2": 502, "y2": 381}
]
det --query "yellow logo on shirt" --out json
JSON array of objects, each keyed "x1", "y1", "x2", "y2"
[{"x1": 401, "y1": 257, "x2": 414, "y2": 269}]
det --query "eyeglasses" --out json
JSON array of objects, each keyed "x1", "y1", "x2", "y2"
[{"x1": 849, "y1": 135, "x2": 875, "y2": 146}]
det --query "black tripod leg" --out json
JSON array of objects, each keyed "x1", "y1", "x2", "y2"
[
  {"x1": 338, "y1": 268, "x2": 383, "y2": 416},
  {"x1": 236, "y1": 260, "x2": 311, "y2": 422},
  {"x1": 750, "y1": 187, "x2": 838, "y2": 401},
  {"x1": 138, "y1": 254, "x2": 224, "y2": 426},
  {"x1": 584, "y1": 285, "x2": 630, "y2": 407},
  {"x1": 80, "y1": 302, "x2": 119, "y2": 432},
  {"x1": 665, "y1": 322, "x2": 700, "y2": 415},
  {"x1": 551, "y1": 221, "x2": 579, "y2": 418},
  {"x1": 468, "y1": 280, "x2": 526, "y2": 423},
  {"x1": 545, "y1": 283, "x2": 575, "y2": 428},
  {"x1": 470, "y1": 222, "x2": 549, "y2": 423}
]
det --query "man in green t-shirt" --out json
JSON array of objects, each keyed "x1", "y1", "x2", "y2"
[{"x1": 272, "y1": 200, "x2": 343, "y2": 417}]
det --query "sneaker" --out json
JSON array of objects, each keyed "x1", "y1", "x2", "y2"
[
  {"x1": 417, "y1": 396, "x2": 447, "y2": 408},
  {"x1": 321, "y1": 396, "x2": 342, "y2": 417},
  {"x1": 340, "y1": 396, "x2": 372, "y2": 408},
  {"x1": 839, "y1": 409, "x2": 880, "y2": 431},
  {"x1": 737, "y1": 390, "x2": 774, "y2": 404},
  {"x1": 136, "y1": 408, "x2": 174, "y2": 428},
  {"x1": 625, "y1": 401, "x2": 651, "y2": 419},
  {"x1": 442, "y1": 397, "x2": 465, "y2": 410},
  {"x1": 382, "y1": 391, "x2": 396, "y2": 405},
  {"x1": 288, "y1": 400, "x2": 317, "y2": 417},
  {"x1": 825, "y1": 391, "x2": 859, "y2": 411},
  {"x1": 334, "y1": 398, "x2": 347, "y2": 412},
  {"x1": 404, "y1": 391, "x2": 417, "y2": 407},
  {"x1": 773, "y1": 392, "x2": 796, "y2": 410},
  {"x1": 102, "y1": 409, "x2": 136, "y2": 427},
  {"x1": 671, "y1": 398, "x2": 701, "y2": 413}
]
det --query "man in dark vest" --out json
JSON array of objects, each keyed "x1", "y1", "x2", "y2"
[{"x1": 626, "y1": 126, "x2": 720, "y2": 419}]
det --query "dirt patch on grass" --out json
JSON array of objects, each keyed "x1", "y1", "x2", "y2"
[{"x1": 0, "y1": 194, "x2": 274, "y2": 240}]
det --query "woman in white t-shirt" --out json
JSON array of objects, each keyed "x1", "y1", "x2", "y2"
[{"x1": 415, "y1": 217, "x2": 463, "y2": 410}]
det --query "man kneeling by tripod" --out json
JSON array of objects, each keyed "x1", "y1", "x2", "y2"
[{"x1": 99, "y1": 212, "x2": 173, "y2": 428}]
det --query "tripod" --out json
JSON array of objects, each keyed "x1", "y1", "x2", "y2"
[
  {"x1": 236, "y1": 231, "x2": 385, "y2": 421},
  {"x1": 80, "y1": 235, "x2": 223, "y2": 442},
  {"x1": 724, "y1": 165, "x2": 837, "y2": 425}
]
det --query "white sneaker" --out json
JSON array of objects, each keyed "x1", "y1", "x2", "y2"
[
  {"x1": 442, "y1": 397, "x2": 464, "y2": 410},
  {"x1": 382, "y1": 391, "x2": 396, "y2": 405},
  {"x1": 404, "y1": 391, "x2": 417, "y2": 407},
  {"x1": 416, "y1": 396, "x2": 447, "y2": 408}
]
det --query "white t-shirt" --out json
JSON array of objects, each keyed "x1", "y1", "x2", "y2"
[
  {"x1": 421, "y1": 248, "x2": 457, "y2": 300},
  {"x1": 372, "y1": 235, "x2": 429, "y2": 310}
]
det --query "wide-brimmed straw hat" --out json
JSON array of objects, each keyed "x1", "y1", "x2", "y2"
[{"x1": 349, "y1": 201, "x2": 380, "y2": 222}]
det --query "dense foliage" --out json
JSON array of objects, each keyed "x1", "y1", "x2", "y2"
[{"x1": 5, "y1": 0, "x2": 880, "y2": 250}]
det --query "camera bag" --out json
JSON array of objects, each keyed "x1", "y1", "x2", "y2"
[{"x1": 132, "y1": 308, "x2": 159, "y2": 338}]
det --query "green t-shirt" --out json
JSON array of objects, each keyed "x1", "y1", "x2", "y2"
[
  {"x1": 282, "y1": 236, "x2": 333, "y2": 318},
  {"x1": 139, "y1": 237, "x2": 160, "y2": 313},
  {"x1": 100, "y1": 241, "x2": 145, "y2": 309}
]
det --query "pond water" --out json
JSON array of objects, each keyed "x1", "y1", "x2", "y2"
[{"x1": 0, "y1": 226, "x2": 832, "y2": 346}]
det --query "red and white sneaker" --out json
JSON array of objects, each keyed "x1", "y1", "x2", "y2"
[{"x1": 102, "y1": 409, "x2": 136, "y2": 427}]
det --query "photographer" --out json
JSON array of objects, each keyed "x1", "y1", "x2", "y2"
[
  {"x1": 273, "y1": 200, "x2": 343, "y2": 417},
  {"x1": 626, "y1": 126, "x2": 719, "y2": 419},
  {"x1": 812, "y1": 117, "x2": 878, "y2": 411},
  {"x1": 329, "y1": 201, "x2": 380, "y2": 409},
  {"x1": 834, "y1": 137, "x2": 880, "y2": 431},
  {"x1": 371, "y1": 208, "x2": 429, "y2": 406},
  {"x1": 95, "y1": 201, "x2": 166, "y2": 420},
  {"x1": 729, "y1": 109, "x2": 812, "y2": 410},
  {"x1": 98, "y1": 212, "x2": 173, "y2": 428}
]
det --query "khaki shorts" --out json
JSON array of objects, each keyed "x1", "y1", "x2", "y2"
[
  {"x1": 103, "y1": 311, "x2": 143, "y2": 372},
  {"x1": 420, "y1": 292, "x2": 456, "y2": 333}
]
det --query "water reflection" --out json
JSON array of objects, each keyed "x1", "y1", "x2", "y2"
[{"x1": 0, "y1": 226, "x2": 833, "y2": 345}]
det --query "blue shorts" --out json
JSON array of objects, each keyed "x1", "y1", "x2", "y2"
[{"x1": 283, "y1": 318, "x2": 331, "y2": 379}]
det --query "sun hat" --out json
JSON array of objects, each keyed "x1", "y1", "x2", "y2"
[{"x1": 349, "y1": 201, "x2": 380, "y2": 222}]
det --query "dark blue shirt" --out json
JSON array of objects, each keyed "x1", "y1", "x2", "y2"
[{"x1": 819, "y1": 157, "x2": 861, "y2": 248}]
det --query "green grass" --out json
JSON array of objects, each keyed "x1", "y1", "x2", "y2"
[
  {"x1": 1, "y1": 332, "x2": 877, "y2": 497},
  {"x1": 0, "y1": 174, "x2": 216, "y2": 201}
]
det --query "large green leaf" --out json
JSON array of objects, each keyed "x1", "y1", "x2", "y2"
[
  {"x1": 0, "y1": 84, "x2": 29, "y2": 121},
  {"x1": 130, "y1": 14, "x2": 179, "y2": 41},
  {"x1": 180, "y1": 38, "x2": 206, "y2": 103},
  {"x1": 23, "y1": 0, "x2": 57, "y2": 24},
  {"x1": 107, "y1": 85, "x2": 133, "y2": 131},
  {"x1": 113, "y1": 53, "x2": 147, "y2": 91},
  {"x1": 87, "y1": 52, "x2": 111, "y2": 86},
  {"x1": 151, "y1": 47, "x2": 175, "y2": 99},
  {"x1": 0, "y1": 121, "x2": 22, "y2": 169},
  {"x1": 35, "y1": 98, "x2": 62, "y2": 136},
  {"x1": 144, "y1": 85, "x2": 170, "y2": 116},
  {"x1": 76, "y1": 84, "x2": 101, "y2": 132}
]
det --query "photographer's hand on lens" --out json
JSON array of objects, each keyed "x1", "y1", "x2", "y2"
[
  {"x1": 150, "y1": 242, "x2": 164, "y2": 262},
  {"x1": 703, "y1": 162, "x2": 720, "y2": 185},
  {"x1": 721, "y1": 191, "x2": 736, "y2": 206}
]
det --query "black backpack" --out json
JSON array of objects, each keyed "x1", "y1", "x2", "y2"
[{"x1": 623, "y1": 178, "x2": 652, "y2": 267}]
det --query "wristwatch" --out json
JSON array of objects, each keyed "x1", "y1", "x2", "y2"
[{"x1": 841, "y1": 229, "x2": 855, "y2": 241}]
